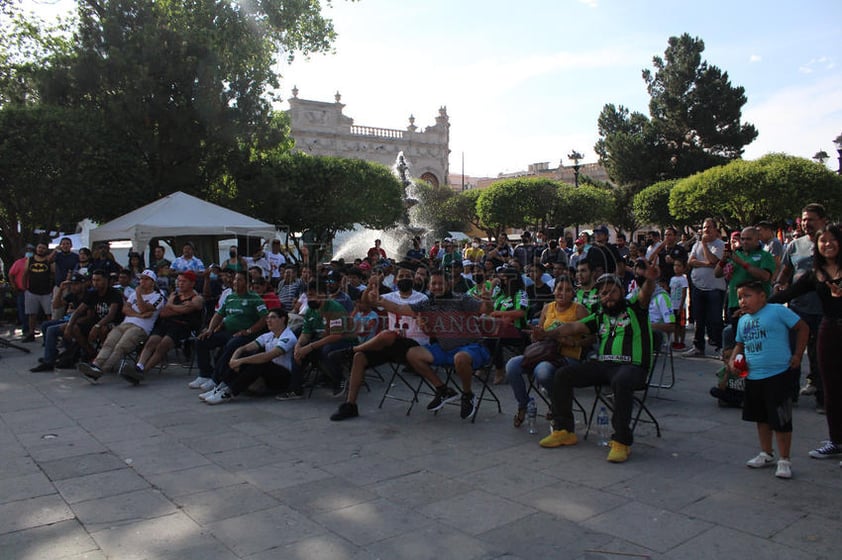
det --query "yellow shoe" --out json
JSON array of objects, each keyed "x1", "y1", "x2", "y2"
[
  {"x1": 606, "y1": 440, "x2": 631, "y2": 463},
  {"x1": 539, "y1": 429, "x2": 578, "y2": 448}
]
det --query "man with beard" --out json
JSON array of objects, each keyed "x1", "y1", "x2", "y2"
[
  {"x1": 366, "y1": 269, "x2": 494, "y2": 420},
  {"x1": 21, "y1": 242, "x2": 55, "y2": 342},
  {"x1": 539, "y1": 265, "x2": 660, "y2": 463},
  {"x1": 330, "y1": 263, "x2": 428, "y2": 420}
]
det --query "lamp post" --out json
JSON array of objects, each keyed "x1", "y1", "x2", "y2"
[
  {"x1": 834, "y1": 133, "x2": 842, "y2": 175},
  {"x1": 567, "y1": 150, "x2": 584, "y2": 187}
]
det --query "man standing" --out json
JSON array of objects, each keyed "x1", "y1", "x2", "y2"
[
  {"x1": 50, "y1": 237, "x2": 79, "y2": 319},
  {"x1": 684, "y1": 218, "x2": 726, "y2": 358},
  {"x1": 648, "y1": 227, "x2": 688, "y2": 282},
  {"x1": 757, "y1": 220, "x2": 783, "y2": 280},
  {"x1": 21, "y1": 242, "x2": 54, "y2": 342},
  {"x1": 776, "y1": 203, "x2": 827, "y2": 409},
  {"x1": 715, "y1": 227, "x2": 775, "y2": 329},
  {"x1": 8, "y1": 245, "x2": 33, "y2": 337},
  {"x1": 171, "y1": 242, "x2": 205, "y2": 275},
  {"x1": 266, "y1": 239, "x2": 287, "y2": 288},
  {"x1": 586, "y1": 225, "x2": 623, "y2": 278}
]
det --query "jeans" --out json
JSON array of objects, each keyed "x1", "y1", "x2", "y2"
[
  {"x1": 551, "y1": 361, "x2": 647, "y2": 446},
  {"x1": 40, "y1": 319, "x2": 68, "y2": 364},
  {"x1": 506, "y1": 354, "x2": 577, "y2": 409},
  {"x1": 691, "y1": 287, "x2": 724, "y2": 351}
]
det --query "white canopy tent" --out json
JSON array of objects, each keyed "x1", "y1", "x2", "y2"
[{"x1": 89, "y1": 191, "x2": 277, "y2": 252}]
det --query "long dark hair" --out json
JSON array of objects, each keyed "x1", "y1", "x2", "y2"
[{"x1": 814, "y1": 223, "x2": 842, "y2": 277}]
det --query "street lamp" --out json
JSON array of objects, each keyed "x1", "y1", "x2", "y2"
[
  {"x1": 834, "y1": 133, "x2": 842, "y2": 175},
  {"x1": 567, "y1": 150, "x2": 584, "y2": 187}
]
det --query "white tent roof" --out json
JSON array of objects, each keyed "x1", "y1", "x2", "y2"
[{"x1": 89, "y1": 191, "x2": 277, "y2": 248}]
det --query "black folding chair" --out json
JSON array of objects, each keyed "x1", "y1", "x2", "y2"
[
  {"x1": 378, "y1": 361, "x2": 438, "y2": 415},
  {"x1": 584, "y1": 360, "x2": 661, "y2": 440}
]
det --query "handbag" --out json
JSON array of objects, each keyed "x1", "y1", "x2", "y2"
[{"x1": 520, "y1": 339, "x2": 566, "y2": 371}]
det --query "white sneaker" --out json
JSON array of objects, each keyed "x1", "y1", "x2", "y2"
[
  {"x1": 198, "y1": 387, "x2": 218, "y2": 401},
  {"x1": 205, "y1": 389, "x2": 233, "y2": 405},
  {"x1": 199, "y1": 379, "x2": 217, "y2": 392},
  {"x1": 746, "y1": 451, "x2": 776, "y2": 468},
  {"x1": 775, "y1": 459, "x2": 792, "y2": 479},
  {"x1": 188, "y1": 376, "x2": 212, "y2": 389}
]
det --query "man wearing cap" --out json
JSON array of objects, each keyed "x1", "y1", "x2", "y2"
[
  {"x1": 30, "y1": 272, "x2": 89, "y2": 372},
  {"x1": 62, "y1": 269, "x2": 124, "y2": 363},
  {"x1": 171, "y1": 242, "x2": 205, "y2": 274},
  {"x1": 585, "y1": 225, "x2": 623, "y2": 278},
  {"x1": 78, "y1": 269, "x2": 165, "y2": 381},
  {"x1": 448, "y1": 259, "x2": 475, "y2": 295},
  {"x1": 569, "y1": 233, "x2": 590, "y2": 272},
  {"x1": 123, "y1": 270, "x2": 204, "y2": 383},
  {"x1": 539, "y1": 265, "x2": 660, "y2": 463}
]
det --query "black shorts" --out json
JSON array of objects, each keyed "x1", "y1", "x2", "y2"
[
  {"x1": 151, "y1": 320, "x2": 193, "y2": 343},
  {"x1": 742, "y1": 369, "x2": 796, "y2": 432},
  {"x1": 363, "y1": 337, "x2": 420, "y2": 367}
]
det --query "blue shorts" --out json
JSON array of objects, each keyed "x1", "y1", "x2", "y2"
[{"x1": 424, "y1": 342, "x2": 490, "y2": 369}]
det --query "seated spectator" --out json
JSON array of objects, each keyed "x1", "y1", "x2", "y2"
[
  {"x1": 125, "y1": 251, "x2": 145, "y2": 287},
  {"x1": 189, "y1": 270, "x2": 267, "y2": 391},
  {"x1": 30, "y1": 273, "x2": 89, "y2": 372},
  {"x1": 124, "y1": 271, "x2": 204, "y2": 383},
  {"x1": 574, "y1": 260, "x2": 599, "y2": 313},
  {"x1": 171, "y1": 241, "x2": 205, "y2": 274},
  {"x1": 329, "y1": 263, "x2": 428, "y2": 420},
  {"x1": 89, "y1": 243, "x2": 120, "y2": 278},
  {"x1": 61, "y1": 269, "x2": 123, "y2": 364},
  {"x1": 526, "y1": 263, "x2": 554, "y2": 321},
  {"x1": 276, "y1": 265, "x2": 304, "y2": 312},
  {"x1": 74, "y1": 247, "x2": 93, "y2": 277},
  {"x1": 77, "y1": 270, "x2": 165, "y2": 381},
  {"x1": 251, "y1": 276, "x2": 282, "y2": 310},
  {"x1": 506, "y1": 274, "x2": 589, "y2": 427},
  {"x1": 405, "y1": 236, "x2": 426, "y2": 264},
  {"x1": 367, "y1": 238, "x2": 387, "y2": 262},
  {"x1": 149, "y1": 245, "x2": 171, "y2": 273},
  {"x1": 202, "y1": 308, "x2": 297, "y2": 404},
  {"x1": 490, "y1": 266, "x2": 530, "y2": 384},
  {"x1": 114, "y1": 269, "x2": 136, "y2": 301}
]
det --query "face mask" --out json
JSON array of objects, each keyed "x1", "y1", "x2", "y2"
[
  {"x1": 396, "y1": 278, "x2": 414, "y2": 292},
  {"x1": 309, "y1": 299, "x2": 322, "y2": 310},
  {"x1": 635, "y1": 275, "x2": 646, "y2": 285},
  {"x1": 472, "y1": 242, "x2": 479, "y2": 248},
  {"x1": 229, "y1": 250, "x2": 237, "y2": 258},
  {"x1": 209, "y1": 273, "x2": 219, "y2": 281},
  {"x1": 25, "y1": 252, "x2": 34, "y2": 258}
]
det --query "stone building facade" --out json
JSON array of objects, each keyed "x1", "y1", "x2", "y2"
[{"x1": 287, "y1": 89, "x2": 450, "y2": 188}]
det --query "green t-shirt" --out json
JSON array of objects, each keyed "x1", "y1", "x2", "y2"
[
  {"x1": 219, "y1": 291, "x2": 268, "y2": 332},
  {"x1": 301, "y1": 299, "x2": 355, "y2": 340},
  {"x1": 726, "y1": 249, "x2": 776, "y2": 309},
  {"x1": 575, "y1": 287, "x2": 600, "y2": 313}
]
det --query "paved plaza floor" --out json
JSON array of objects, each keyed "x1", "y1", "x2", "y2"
[{"x1": 0, "y1": 331, "x2": 839, "y2": 559}]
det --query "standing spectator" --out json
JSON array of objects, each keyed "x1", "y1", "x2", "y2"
[
  {"x1": 367, "y1": 239, "x2": 387, "y2": 262},
  {"x1": 684, "y1": 218, "x2": 726, "y2": 357},
  {"x1": 149, "y1": 245, "x2": 171, "y2": 273},
  {"x1": 266, "y1": 239, "x2": 287, "y2": 289},
  {"x1": 648, "y1": 227, "x2": 688, "y2": 282},
  {"x1": 8, "y1": 245, "x2": 33, "y2": 336},
  {"x1": 171, "y1": 241, "x2": 205, "y2": 274},
  {"x1": 21, "y1": 242, "x2": 54, "y2": 342},
  {"x1": 50, "y1": 237, "x2": 79, "y2": 319},
  {"x1": 615, "y1": 233, "x2": 631, "y2": 262},
  {"x1": 757, "y1": 220, "x2": 784, "y2": 283},
  {"x1": 715, "y1": 227, "x2": 775, "y2": 331}
]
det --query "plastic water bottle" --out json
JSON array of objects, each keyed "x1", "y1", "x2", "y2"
[
  {"x1": 596, "y1": 406, "x2": 610, "y2": 446},
  {"x1": 733, "y1": 353, "x2": 749, "y2": 378},
  {"x1": 526, "y1": 397, "x2": 538, "y2": 434}
]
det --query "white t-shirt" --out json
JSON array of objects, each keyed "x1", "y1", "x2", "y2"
[
  {"x1": 123, "y1": 290, "x2": 166, "y2": 334},
  {"x1": 382, "y1": 290, "x2": 429, "y2": 345},
  {"x1": 265, "y1": 251, "x2": 287, "y2": 279},
  {"x1": 215, "y1": 287, "x2": 232, "y2": 313},
  {"x1": 669, "y1": 274, "x2": 688, "y2": 311},
  {"x1": 254, "y1": 327, "x2": 297, "y2": 370}
]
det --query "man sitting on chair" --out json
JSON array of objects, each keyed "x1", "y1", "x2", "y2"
[{"x1": 539, "y1": 264, "x2": 659, "y2": 463}]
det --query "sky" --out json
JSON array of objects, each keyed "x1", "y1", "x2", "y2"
[{"x1": 24, "y1": 0, "x2": 842, "y2": 178}]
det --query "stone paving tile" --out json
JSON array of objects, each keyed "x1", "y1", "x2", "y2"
[
  {"x1": 513, "y1": 480, "x2": 630, "y2": 523},
  {"x1": 319, "y1": 451, "x2": 422, "y2": 487},
  {"x1": 604, "y1": 471, "x2": 713, "y2": 511},
  {"x1": 313, "y1": 497, "x2": 436, "y2": 546},
  {"x1": 270, "y1": 476, "x2": 379, "y2": 516},
  {"x1": 581, "y1": 501, "x2": 713, "y2": 554},
  {"x1": 53, "y1": 468, "x2": 151, "y2": 504},
  {"x1": 17, "y1": 425, "x2": 109, "y2": 462},
  {"x1": 91, "y1": 511, "x2": 236, "y2": 560},
  {"x1": 771, "y1": 513, "x2": 842, "y2": 558},
  {"x1": 79, "y1": 417, "x2": 166, "y2": 444},
  {"x1": 206, "y1": 504, "x2": 327, "y2": 557},
  {"x1": 365, "y1": 522, "x2": 496, "y2": 560},
  {"x1": 173, "y1": 482, "x2": 281, "y2": 524},
  {"x1": 70, "y1": 488, "x2": 179, "y2": 532},
  {"x1": 663, "y1": 525, "x2": 818, "y2": 560},
  {"x1": 145, "y1": 464, "x2": 247, "y2": 498},
  {"x1": 180, "y1": 429, "x2": 262, "y2": 455},
  {"x1": 0, "y1": 453, "x2": 39, "y2": 480},
  {"x1": 456, "y1": 461, "x2": 564, "y2": 499},
  {"x1": 107, "y1": 436, "x2": 211, "y2": 476},
  {"x1": 209, "y1": 443, "x2": 289, "y2": 471},
  {"x1": 38, "y1": 452, "x2": 128, "y2": 481},
  {"x1": 0, "y1": 405, "x2": 76, "y2": 433},
  {"x1": 238, "y1": 459, "x2": 333, "y2": 492},
  {"x1": 0, "y1": 494, "x2": 75, "y2": 535},
  {"x1": 0, "y1": 519, "x2": 99, "y2": 559},
  {"x1": 419, "y1": 489, "x2": 536, "y2": 536},
  {"x1": 0, "y1": 471, "x2": 56, "y2": 504},
  {"x1": 681, "y1": 490, "x2": 807, "y2": 538},
  {"x1": 368, "y1": 469, "x2": 472, "y2": 508}
]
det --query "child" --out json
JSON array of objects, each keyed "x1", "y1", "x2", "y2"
[
  {"x1": 709, "y1": 346, "x2": 744, "y2": 407},
  {"x1": 669, "y1": 258, "x2": 689, "y2": 350},
  {"x1": 731, "y1": 280, "x2": 808, "y2": 479}
]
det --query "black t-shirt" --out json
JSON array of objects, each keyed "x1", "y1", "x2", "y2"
[
  {"x1": 585, "y1": 244, "x2": 622, "y2": 274},
  {"x1": 27, "y1": 257, "x2": 53, "y2": 295},
  {"x1": 526, "y1": 282, "x2": 553, "y2": 320},
  {"x1": 82, "y1": 287, "x2": 124, "y2": 322}
]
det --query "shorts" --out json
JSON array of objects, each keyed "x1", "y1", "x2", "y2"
[
  {"x1": 25, "y1": 291, "x2": 52, "y2": 315},
  {"x1": 742, "y1": 369, "x2": 795, "y2": 432},
  {"x1": 364, "y1": 337, "x2": 420, "y2": 367},
  {"x1": 150, "y1": 319, "x2": 194, "y2": 343},
  {"x1": 424, "y1": 342, "x2": 491, "y2": 370},
  {"x1": 673, "y1": 306, "x2": 686, "y2": 327}
]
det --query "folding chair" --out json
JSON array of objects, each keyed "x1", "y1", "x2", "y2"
[
  {"x1": 584, "y1": 360, "x2": 661, "y2": 440},
  {"x1": 436, "y1": 337, "x2": 503, "y2": 423},
  {"x1": 649, "y1": 332, "x2": 675, "y2": 391},
  {"x1": 378, "y1": 361, "x2": 438, "y2": 415},
  {"x1": 526, "y1": 371, "x2": 588, "y2": 427}
]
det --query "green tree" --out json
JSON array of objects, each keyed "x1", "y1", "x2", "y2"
[
  {"x1": 669, "y1": 153, "x2": 842, "y2": 228},
  {"x1": 632, "y1": 179, "x2": 678, "y2": 228},
  {"x1": 443, "y1": 189, "x2": 493, "y2": 239},
  {"x1": 476, "y1": 177, "x2": 560, "y2": 238},
  {"x1": 596, "y1": 34, "x2": 757, "y2": 188},
  {"x1": 411, "y1": 180, "x2": 462, "y2": 239},
  {"x1": 551, "y1": 183, "x2": 614, "y2": 232}
]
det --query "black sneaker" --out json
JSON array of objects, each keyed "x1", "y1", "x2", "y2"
[
  {"x1": 78, "y1": 362, "x2": 103, "y2": 382},
  {"x1": 30, "y1": 362, "x2": 55, "y2": 373},
  {"x1": 809, "y1": 441, "x2": 842, "y2": 459},
  {"x1": 460, "y1": 392, "x2": 478, "y2": 420},
  {"x1": 427, "y1": 386, "x2": 458, "y2": 411},
  {"x1": 120, "y1": 365, "x2": 144, "y2": 385},
  {"x1": 330, "y1": 402, "x2": 359, "y2": 421}
]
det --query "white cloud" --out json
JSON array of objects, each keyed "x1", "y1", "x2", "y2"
[{"x1": 749, "y1": 54, "x2": 762, "y2": 63}]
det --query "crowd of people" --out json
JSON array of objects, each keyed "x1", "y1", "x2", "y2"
[{"x1": 3, "y1": 203, "x2": 841, "y2": 473}]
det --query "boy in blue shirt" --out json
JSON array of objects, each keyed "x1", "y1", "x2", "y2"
[{"x1": 731, "y1": 280, "x2": 808, "y2": 479}]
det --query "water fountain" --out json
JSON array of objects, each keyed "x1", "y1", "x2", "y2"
[{"x1": 331, "y1": 152, "x2": 430, "y2": 262}]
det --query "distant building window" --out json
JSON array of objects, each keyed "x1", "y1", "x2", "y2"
[{"x1": 420, "y1": 172, "x2": 439, "y2": 188}]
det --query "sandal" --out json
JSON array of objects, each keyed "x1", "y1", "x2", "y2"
[{"x1": 513, "y1": 408, "x2": 526, "y2": 428}]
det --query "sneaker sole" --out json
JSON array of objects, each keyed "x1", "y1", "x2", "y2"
[{"x1": 428, "y1": 394, "x2": 459, "y2": 412}]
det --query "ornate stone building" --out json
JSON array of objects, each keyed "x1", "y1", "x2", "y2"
[{"x1": 287, "y1": 89, "x2": 450, "y2": 188}]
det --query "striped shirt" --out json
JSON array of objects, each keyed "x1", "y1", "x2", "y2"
[{"x1": 581, "y1": 293, "x2": 653, "y2": 371}]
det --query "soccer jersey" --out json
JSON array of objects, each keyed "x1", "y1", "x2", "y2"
[
  {"x1": 218, "y1": 291, "x2": 268, "y2": 332},
  {"x1": 254, "y1": 327, "x2": 297, "y2": 370},
  {"x1": 581, "y1": 293, "x2": 653, "y2": 371}
]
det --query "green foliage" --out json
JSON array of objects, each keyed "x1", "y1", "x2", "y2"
[
  {"x1": 476, "y1": 177, "x2": 560, "y2": 235},
  {"x1": 552, "y1": 183, "x2": 614, "y2": 229},
  {"x1": 670, "y1": 153, "x2": 842, "y2": 229},
  {"x1": 596, "y1": 34, "x2": 757, "y2": 189},
  {"x1": 632, "y1": 179, "x2": 678, "y2": 228},
  {"x1": 411, "y1": 180, "x2": 462, "y2": 238}
]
